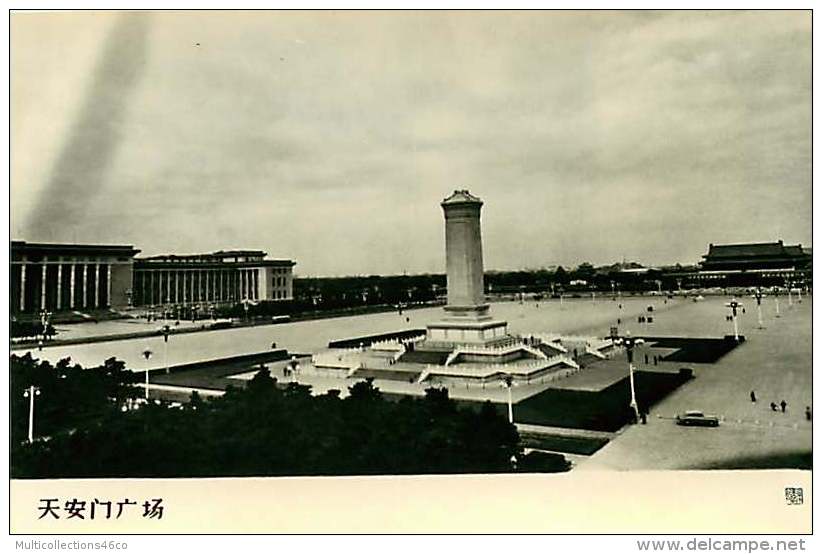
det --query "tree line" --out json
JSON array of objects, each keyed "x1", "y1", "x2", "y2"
[{"x1": 11, "y1": 354, "x2": 570, "y2": 478}]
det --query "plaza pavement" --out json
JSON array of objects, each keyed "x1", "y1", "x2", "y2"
[
  {"x1": 577, "y1": 296, "x2": 812, "y2": 470},
  {"x1": 48, "y1": 317, "x2": 207, "y2": 340},
  {"x1": 16, "y1": 296, "x2": 672, "y2": 372}
]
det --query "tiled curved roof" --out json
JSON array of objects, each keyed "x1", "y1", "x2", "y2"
[{"x1": 705, "y1": 242, "x2": 808, "y2": 259}]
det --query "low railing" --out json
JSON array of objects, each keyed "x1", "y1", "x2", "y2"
[
  {"x1": 370, "y1": 334, "x2": 426, "y2": 351},
  {"x1": 424, "y1": 354, "x2": 578, "y2": 379},
  {"x1": 420, "y1": 358, "x2": 584, "y2": 386}
]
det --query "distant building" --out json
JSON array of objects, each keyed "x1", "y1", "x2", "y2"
[
  {"x1": 663, "y1": 240, "x2": 811, "y2": 288},
  {"x1": 10, "y1": 241, "x2": 141, "y2": 315},
  {"x1": 132, "y1": 250, "x2": 295, "y2": 307},
  {"x1": 594, "y1": 261, "x2": 654, "y2": 277},
  {"x1": 701, "y1": 241, "x2": 811, "y2": 273}
]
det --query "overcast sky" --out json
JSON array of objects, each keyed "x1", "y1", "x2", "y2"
[{"x1": 11, "y1": 10, "x2": 811, "y2": 276}]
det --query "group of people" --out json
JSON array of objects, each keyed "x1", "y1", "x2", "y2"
[{"x1": 750, "y1": 390, "x2": 812, "y2": 420}]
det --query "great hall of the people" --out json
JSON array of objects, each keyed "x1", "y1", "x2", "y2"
[{"x1": 10, "y1": 241, "x2": 295, "y2": 315}]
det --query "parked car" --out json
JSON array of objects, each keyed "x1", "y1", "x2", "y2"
[{"x1": 676, "y1": 410, "x2": 720, "y2": 427}]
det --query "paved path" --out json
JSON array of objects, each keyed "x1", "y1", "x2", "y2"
[{"x1": 515, "y1": 423, "x2": 615, "y2": 440}]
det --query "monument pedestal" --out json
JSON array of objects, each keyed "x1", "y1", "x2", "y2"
[
  {"x1": 425, "y1": 318, "x2": 509, "y2": 346},
  {"x1": 426, "y1": 303, "x2": 509, "y2": 346}
]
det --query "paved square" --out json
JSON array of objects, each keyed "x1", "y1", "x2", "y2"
[{"x1": 578, "y1": 296, "x2": 811, "y2": 470}]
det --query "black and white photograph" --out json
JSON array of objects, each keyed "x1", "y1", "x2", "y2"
[{"x1": 7, "y1": 7, "x2": 813, "y2": 536}]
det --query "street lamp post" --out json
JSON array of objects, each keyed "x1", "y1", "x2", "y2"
[
  {"x1": 725, "y1": 299, "x2": 743, "y2": 342},
  {"x1": 288, "y1": 355, "x2": 300, "y2": 383},
  {"x1": 162, "y1": 325, "x2": 170, "y2": 374},
  {"x1": 753, "y1": 289, "x2": 765, "y2": 329},
  {"x1": 142, "y1": 348, "x2": 153, "y2": 400},
  {"x1": 774, "y1": 290, "x2": 781, "y2": 318},
  {"x1": 38, "y1": 309, "x2": 52, "y2": 351},
  {"x1": 23, "y1": 385, "x2": 41, "y2": 443},
  {"x1": 610, "y1": 329, "x2": 644, "y2": 421},
  {"x1": 501, "y1": 374, "x2": 514, "y2": 423}
]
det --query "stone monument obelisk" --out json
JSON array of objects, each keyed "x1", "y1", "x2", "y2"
[{"x1": 426, "y1": 190, "x2": 508, "y2": 345}]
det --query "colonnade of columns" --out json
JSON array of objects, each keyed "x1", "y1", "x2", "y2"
[
  {"x1": 13, "y1": 262, "x2": 111, "y2": 313},
  {"x1": 135, "y1": 267, "x2": 260, "y2": 306}
]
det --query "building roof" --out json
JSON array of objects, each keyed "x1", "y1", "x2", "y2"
[
  {"x1": 135, "y1": 249, "x2": 295, "y2": 267},
  {"x1": 11, "y1": 240, "x2": 141, "y2": 257},
  {"x1": 703, "y1": 241, "x2": 809, "y2": 260},
  {"x1": 211, "y1": 250, "x2": 267, "y2": 257},
  {"x1": 134, "y1": 259, "x2": 295, "y2": 268},
  {"x1": 441, "y1": 189, "x2": 483, "y2": 206},
  {"x1": 140, "y1": 251, "x2": 265, "y2": 261}
]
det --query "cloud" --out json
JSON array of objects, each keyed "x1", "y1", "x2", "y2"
[
  {"x1": 11, "y1": 11, "x2": 811, "y2": 275},
  {"x1": 22, "y1": 13, "x2": 150, "y2": 239}
]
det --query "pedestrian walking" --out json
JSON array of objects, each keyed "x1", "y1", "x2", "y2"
[
  {"x1": 644, "y1": 353, "x2": 649, "y2": 364},
  {"x1": 805, "y1": 406, "x2": 812, "y2": 421},
  {"x1": 653, "y1": 355, "x2": 658, "y2": 366},
  {"x1": 780, "y1": 400, "x2": 787, "y2": 413},
  {"x1": 750, "y1": 390, "x2": 756, "y2": 402},
  {"x1": 770, "y1": 402, "x2": 778, "y2": 412}
]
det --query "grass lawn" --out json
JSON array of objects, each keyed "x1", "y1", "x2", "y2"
[
  {"x1": 641, "y1": 336, "x2": 742, "y2": 363},
  {"x1": 513, "y1": 370, "x2": 692, "y2": 432},
  {"x1": 519, "y1": 432, "x2": 610, "y2": 455}
]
